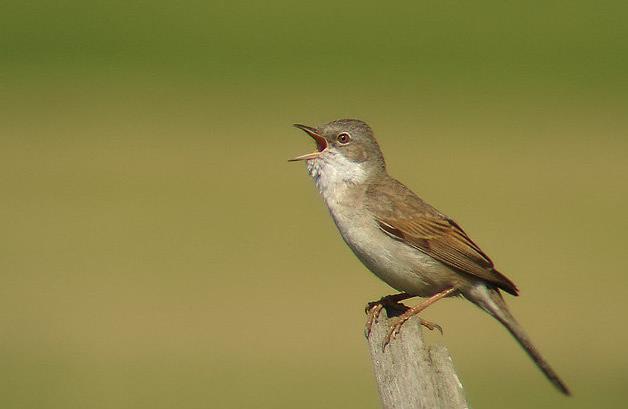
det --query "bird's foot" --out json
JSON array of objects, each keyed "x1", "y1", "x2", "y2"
[
  {"x1": 380, "y1": 287, "x2": 456, "y2": 351},
  {"x1": 364, "y1": 303, "x2": 384, "y2": 338},
  {"x1": 364, "y1": 293, "x2": 413, "y2": 338},
  {"x1": 382, "y1": 316, "x2": 442, "y2": 352}
]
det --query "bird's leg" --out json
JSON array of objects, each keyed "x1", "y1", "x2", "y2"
[
  {"x1": 364, "y1": 293, "x2": 414, "y2": 338},
  {"x1": 382, "y1": 287, "x2": 456, "y2": 351}
]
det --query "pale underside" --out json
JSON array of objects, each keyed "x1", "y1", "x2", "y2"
[{"x1": 306, "y1": 152, "x2": 518, "y2": 297}]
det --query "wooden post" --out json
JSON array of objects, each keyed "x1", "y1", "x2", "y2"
[{"x1": 367, "y1": 311, "x2": 468, "y2": 409}]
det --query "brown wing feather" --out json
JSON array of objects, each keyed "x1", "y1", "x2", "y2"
[{"x1": 368, "y1": 178, "x2": 519, "y2": 296}]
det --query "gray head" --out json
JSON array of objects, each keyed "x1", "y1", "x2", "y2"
[{"x1": 290, "y1": 119, "x2": 386, "y2": 181}]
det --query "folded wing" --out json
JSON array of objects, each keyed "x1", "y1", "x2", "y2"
[{"x1": 368, "y1": 178, "x2": 519, "y2": 296}]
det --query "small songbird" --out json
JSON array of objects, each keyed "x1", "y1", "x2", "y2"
[{"x1": 290, "y1": 119, "x2": 570, "y2": 395}]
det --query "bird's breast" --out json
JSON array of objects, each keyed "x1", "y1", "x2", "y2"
[
  {"x1": 307, "y1": 159, "x2": 458, "y2": 296},
  {"x1": 322, "y1": 191, "x2": 450, "y2": 296}
]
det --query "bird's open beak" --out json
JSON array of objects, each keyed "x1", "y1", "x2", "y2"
[{"x1": 289, "y1": 124, "x2": 328, "y2": 161}]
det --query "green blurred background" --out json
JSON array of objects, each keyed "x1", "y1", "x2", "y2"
[{"x1": 2, "y1": 1, "x2": 627, "y2": 408}]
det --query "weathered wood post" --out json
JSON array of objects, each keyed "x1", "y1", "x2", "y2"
[{"x1": 367, "y1": 311, "x2": 468, "y2": 409}]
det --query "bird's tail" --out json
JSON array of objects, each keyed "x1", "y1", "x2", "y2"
[{"x1": 463, "y1": 284, "x2": 571, "y2": 395}]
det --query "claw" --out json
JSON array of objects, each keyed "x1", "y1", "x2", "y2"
[
  {"x1": 363, "y1": 293, "x2": 417, "y2": 341},
  {"x1": 364, "y1": 303, "x2": 384, "y2": 338},
  {"x1": 419, "y1": 318, "x2": 443, "y2": 334},
  {"x1": 378, "y1": 287, "x2": 454, "y2": 351},
  {"x1": 381, "y1": 316, "x2": 444, "y2": 351},
  {"x1": 382, "y1": 318, "x2": 406, "y2": 351},
  {"x1": 364, "y1": 301, "x2": 378, "y2": 314}
]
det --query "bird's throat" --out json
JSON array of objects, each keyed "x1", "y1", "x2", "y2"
[{"x1": 306, "y1": 153, "x2": 369, "y2": 208}]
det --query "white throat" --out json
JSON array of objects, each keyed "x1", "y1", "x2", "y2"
[{"x1": 306, "y1": 151, "x2": 368, "y2": 202}]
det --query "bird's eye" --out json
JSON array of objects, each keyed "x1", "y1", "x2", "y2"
[{"x1": 337, "y1": 132, "x2": 351, "y2": 144}]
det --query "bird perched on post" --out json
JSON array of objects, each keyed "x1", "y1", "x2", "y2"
[{"x1": 290, "y1": 119, "x2": 570, "y2": 395}]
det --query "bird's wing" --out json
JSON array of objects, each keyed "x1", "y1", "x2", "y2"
[{"x1": 367, "y1": 178, "x2": 519, "y2": 295}]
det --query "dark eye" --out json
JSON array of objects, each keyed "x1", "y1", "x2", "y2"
[{"x1": 337, "y1": 132, "x2": 351, "y2": 144}]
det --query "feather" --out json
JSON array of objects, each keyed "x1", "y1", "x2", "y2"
[{"x1": 367, "y1": 176, "x2": 519, "y2": 296}]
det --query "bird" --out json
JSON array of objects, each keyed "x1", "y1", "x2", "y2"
[{"x1": 289, "y1": 119, "x2": 570, "y2": 395}]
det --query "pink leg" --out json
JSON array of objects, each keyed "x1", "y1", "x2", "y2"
[
  {"x1": 382, "y1": 287, "x2": 456, "y2": 351},
  {"x1": 364, "y1": 293, "x2": 413, "y2": 338}
]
